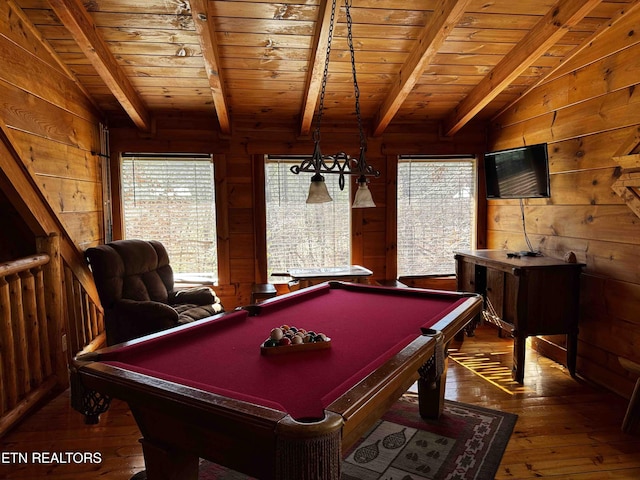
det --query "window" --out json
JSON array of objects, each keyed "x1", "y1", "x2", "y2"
[
  {"x1": 397, "y1": 157, "x2": 476, "y2": 276},
  {"x1": 265, "y1": 157, "x2": 351, "y2": 275},
  {"x1": 121, "y1": 154, "x2": 218, "y2": 279}
]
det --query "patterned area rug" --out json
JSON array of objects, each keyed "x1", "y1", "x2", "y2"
[{"x1": 196, "y1": 396, "x2": 517, "y2": 480}]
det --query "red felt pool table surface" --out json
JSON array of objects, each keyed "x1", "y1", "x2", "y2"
[{"x1": 100, "y1": 282, "x2": 469, "y2": 420}]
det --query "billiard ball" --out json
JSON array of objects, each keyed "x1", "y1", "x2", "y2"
[{"x1": 270, "y1": 327, "x2": 284, "y2": 341}]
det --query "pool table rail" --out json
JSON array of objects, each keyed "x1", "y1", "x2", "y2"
[
  {"x1": 326, "y1": 291, "x2": 482, "y2": 449},
  {"x1": 331, "y1": 329, "x2": 441, "y2": 450},
  {"x1": 71, "y1": 358, "x2": 342, "y2": 479}
]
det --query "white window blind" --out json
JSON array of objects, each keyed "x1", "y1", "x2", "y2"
[
  {"x1": 121, "y1": 155, "x2": 218, "y2": 278},
  {"x1": 397, "y1": 157, "x2": 476, "y2": 276},
  {"x1": 265, "y1": 157, "x2": 351, "y2": 276}
]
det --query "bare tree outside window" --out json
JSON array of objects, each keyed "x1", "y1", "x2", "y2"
[
  {"x1": 121, "y1": 155, "x2": 218, "y2": 279},
  {"x1": 265, "y1": 158, "x2": 351, "y2": 276},
  {"x1": 397, "y1": 158, "x2": 476, "y2": 276}
]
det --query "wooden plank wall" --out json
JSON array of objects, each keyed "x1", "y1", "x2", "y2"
[
  {"x1": 0, "y1": 0, "x2": 103, "y2": 251},
  {"x1": 488, "y1": 10, "x2": 640, "y2": 398}
]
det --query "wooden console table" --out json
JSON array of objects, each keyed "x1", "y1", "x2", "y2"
[{"x1": 454, "y1": 249, "x2": 584, "y2": 383}]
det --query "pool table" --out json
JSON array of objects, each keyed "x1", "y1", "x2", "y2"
[{"x1": 71, "y1": 281, "x2": 482, "y2": 480}]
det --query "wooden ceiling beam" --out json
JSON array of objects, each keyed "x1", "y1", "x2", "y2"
[
  {"x1": 443, "y1": 0, "x2": 603, "y2": 137},
  {"x1": 493, "y1": 0, "x2": 640, "y2": 121},
  {"x1": 614, "y1": 126, "x2": 640, "y2": 157},
  {"x1": 372, "y1": 0, "x2": 471, "y2": 137},
  {"x1": 300, "y1": 0, "x2": 333, "y2": 136},
  {"x1": 47, "y1": 0, "x2": 151, "y2": 132},
  {"x1": 190, "y1": 0, "x2": 231, "y2": 135}
]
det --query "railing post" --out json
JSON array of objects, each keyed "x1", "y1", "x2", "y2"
[
  {"x1": 9, "y1": 273, "x2": 29, "y2": 398},
  {"x1": 21, "y1": 268, "x2": 43, "y2": 387},
  {"x1": 36, "y1": 233, "x2": 68, "y2": 389},
  {"x1": 0, "y1": 275, "x2": 18, "y2": 411}
]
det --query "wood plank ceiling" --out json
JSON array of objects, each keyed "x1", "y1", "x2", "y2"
[{"x1": 11, "y1": 0, "x2": 640, "y2": 136}]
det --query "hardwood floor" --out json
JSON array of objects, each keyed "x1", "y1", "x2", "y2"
[
  {"x1": 447, "y1": 327, "x2": 640, "y2": 479},
  {"x1": 1, "y1": 324, "x2": 639, "y2": 479}
]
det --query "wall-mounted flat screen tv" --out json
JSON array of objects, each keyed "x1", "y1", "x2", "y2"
[{"x1": 484, "y1": 143, "x2": 550, "y2": 199}]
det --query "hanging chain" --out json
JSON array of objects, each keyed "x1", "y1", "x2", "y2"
[
  {"x1": 291, "y1": 0, "x2": 380, "y2": 187},
  {"x1": 344, "y1": 0, "x2": 366, "y2": 155},
  {"x1": 315, "y1": 0, "x2": 338, "y2": 141}
]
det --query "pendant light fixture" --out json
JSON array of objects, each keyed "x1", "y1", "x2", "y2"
[{"x1": 290, "y1": 0, "x2": 380, "y2": 208}]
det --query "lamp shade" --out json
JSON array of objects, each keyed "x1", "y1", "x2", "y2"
[
  {"x1": 306, "y1": 174, "x2": 333, "y2": 204},
  {"x1": 352, "y1": 181, "x2": 375, "y2": 208}
]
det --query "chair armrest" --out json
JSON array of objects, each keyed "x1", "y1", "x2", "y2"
[
  {"x1": 106, "y1": 299, "x2": 180, "y2": 345},
  {"x1": 168, "y1": 286, "x2": 219, "y2": 306},
  {"x1": 114, "y1": 299, "x2": 179, "y2": 327}
]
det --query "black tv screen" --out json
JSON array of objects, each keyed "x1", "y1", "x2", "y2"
[{"x1": 484, "y1": 143, "x2": 550, "y2": 199}]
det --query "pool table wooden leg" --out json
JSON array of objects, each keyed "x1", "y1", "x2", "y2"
[
  {"x1": 275, "y1": 412, "x2": 343, "y2": 480},
  {"x1": 68, "y1": 366, "x2": 112, "y2": 424},
  {"x1": 417, "y1": 358, "x2": 448, "y2": 419},
  {"x1": 138, "y1": 437, "x2": 199, "y2": 480}
]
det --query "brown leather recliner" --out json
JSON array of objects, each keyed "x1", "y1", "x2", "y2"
[{"x1": 85, "y1": 239, "x2": 223, "y2": 345}]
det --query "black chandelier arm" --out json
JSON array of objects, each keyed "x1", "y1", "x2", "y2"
[
  {"x1": 289, "y1": 139, "x2": 321, "y2": 175},
  {"x1": 353, "y1": 160, "x2": 381, "y2": 178},
  {"x1": 290, "y1": 150, "x2": 380, "y2": 191},
  {"x1": 354, "y1": 145, "x2": 377, "y2": 178},
  {"x1": 290, "y1": 152, "x2": 352, "y2": 176},
  {"x1": 290, "y1": 158, "x2": 321, "y2": 176},
  {"x1": 290, "y1": 153, "x2": 379, "y2": 177}
]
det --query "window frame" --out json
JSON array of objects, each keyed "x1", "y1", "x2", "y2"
[
  {"x1": 395, "y1": 155, "x2": 478, "y2": 277},
  {"x1": 263, "y1": 155, "x2": 353, "y2": 278},
  {"x1": 119, "y1": 153, "x2": 220, "y2": 283}
]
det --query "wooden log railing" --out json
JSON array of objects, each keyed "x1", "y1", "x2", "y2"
[
  {"x1": 0, "y1": 246, "x2": 105, "y2": 437},
  {"x1": 0, "y1": 254, "x2": 57, "y2": 436},
  {"x1": 64, "y1": 261, "x2": 105, "y2": 356}
]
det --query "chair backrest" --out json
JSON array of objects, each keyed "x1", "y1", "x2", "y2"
[{"x1": 85, "y1": 239, "x2": 175, "y2": 308}]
